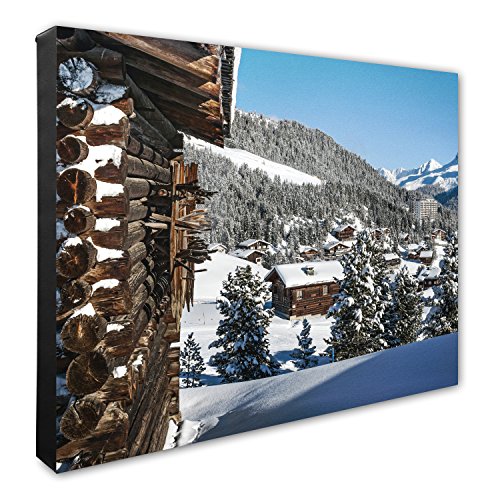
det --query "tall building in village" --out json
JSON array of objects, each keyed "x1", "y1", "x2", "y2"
[{"x1": 413, "y1": 198, "x2": 439, "y2": 221}]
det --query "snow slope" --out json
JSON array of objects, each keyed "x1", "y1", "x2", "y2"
[
  {"x1": 174, "y1": 333, "x2": 458, "y2": 445},
  {"x1": 186, "y1": 135, "x2": 323, "y2": 186},
  {"x1": 379, "y1": 154, "x2": 458, "y2": 192}
]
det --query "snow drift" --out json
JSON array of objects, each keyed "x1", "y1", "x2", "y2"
[{"x1": 175, "y1": 333, "x2": 458, "y2": 445}]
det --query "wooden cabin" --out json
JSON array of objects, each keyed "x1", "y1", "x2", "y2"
[
  {"x1": 431, "y1": 229, "x2": 447, "y2": 241},
  {"x1": 323, "y1": 239, "x2": 351, "y2": 258},
  {"x1": 332, "y1": 224, "x2": 356, "y2": 241},
  {"x1": 230, "y1": 248, "x2": 266, "y2": 264},
  {"x1": 264, "y1": 261, "x2": 344, "y2": 319},
  {"x1": 237, "y1": 238, "x2": 271, "y2": 251},
  {"x1": 48, "y1": 27, "x2": 239, "y2": 470},
  {"x1": 407, "y1": 243, "x2": 424, "y2": 260},
  {"x1": 418, "y1": 266, "x2": 441, "y2": 289},
  {"x1": 419, "y1": 249, "x2": 434, "y2": 265},
  {"x1": 208, "y1": 243, "x2": 228, "y2": 253},
  {"x1": 299, "y1": 245, "x2": 319, "y2": 261},
  {"x1": 383, "y1": 252, "x2": 401, "y2": 268},
  {"x1": 373, "y1": 227, "x2": 390, "y2": 241}
]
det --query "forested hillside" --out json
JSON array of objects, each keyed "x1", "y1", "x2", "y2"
[{"x1": 185, "y1": 110, "x2": 457, "y2": 263}]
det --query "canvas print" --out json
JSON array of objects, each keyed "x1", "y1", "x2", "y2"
[{"x1": 37, "y1": 26, "x2": 458, "y2": 472}]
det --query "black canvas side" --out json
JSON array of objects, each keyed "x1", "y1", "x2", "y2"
[{"x1": 36, "y1": 26, "x2": 57, "y2": 472}]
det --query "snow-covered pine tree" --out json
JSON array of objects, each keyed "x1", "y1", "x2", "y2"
[
  {"x1": 427, "y1": 232, "x2": 458, "y2": 336},
  {"x1": 389, "y1": 266, "x2": 424, "y2": 345},
  {"x1": 180, "y1": 332, "x2": 206, "y2": 388},
  {"x1": 290, "y1": 319, "x2": 318, "y2": 370},
  {"x1": 324, "y1": 230, "x2": 386, "y2": 362},
  {"x1": 209, "y1": 265, "x2": 280, "y2": 382}
]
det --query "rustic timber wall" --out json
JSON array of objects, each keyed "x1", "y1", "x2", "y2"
[{"x1": 54, "y1": 29, "x2": 213, "y2": 470}]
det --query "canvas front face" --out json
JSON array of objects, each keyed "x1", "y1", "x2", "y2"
[{"x1": 37, "y1": 26, "x2": 458, "y2": 472}]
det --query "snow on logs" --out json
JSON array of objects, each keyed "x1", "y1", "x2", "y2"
[{"x1": 55, "y1": 40, "x2": 197, "y2": 467}]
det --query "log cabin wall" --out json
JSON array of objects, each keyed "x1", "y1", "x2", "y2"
[{"x1": 54, "y1": 28, "x2": 222, "y2": 470}]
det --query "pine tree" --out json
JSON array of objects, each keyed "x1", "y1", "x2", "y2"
[
  {"x1": 427, "y1": 232, "x2": 458, "y2": 336},
  {"x1": 324, "y1": 230, "x2": 386, "y2": 362},
  {"x1": 290, "y1": 319, "x2": 318, "y2": 370},
  {"x1": 389, "y1": 266, "x2": 424, "y2": 345},
  {"x1": 180, "y1": 332, "x2": 206, "y2": 388},
  {"x1": 209, "y1": 266, "x2": 280, "y2": 382}
]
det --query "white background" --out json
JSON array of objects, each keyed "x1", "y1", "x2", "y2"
[{"x1": 1, "y1": 0, "x2": 498, "y2": 497}]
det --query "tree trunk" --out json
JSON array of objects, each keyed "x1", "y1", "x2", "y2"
[
  {"x1": 61, "y1": 310, "x2": 107, "y2": 353},
  {"x1": 56, "y1": 238, "x2": 97, "y2": 279},
  {"x1": 64, "y1": 206, "x2": 96, "y2": 234},
  {"x1": 57, "y1": 98, "x2": 94, "y2": 130}
]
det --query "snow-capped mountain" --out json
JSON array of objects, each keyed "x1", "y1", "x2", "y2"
[{"x1": 379, "y1": 154, "x2": 458, "y2": 193}]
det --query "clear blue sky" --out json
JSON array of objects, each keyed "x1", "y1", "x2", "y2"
[{"x1": 236, "y1": 48, "x2": 458, "y2": 170}]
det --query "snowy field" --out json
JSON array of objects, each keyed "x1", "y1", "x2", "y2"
[
  {"x1": 172, "y1": 333, "x2": 458, "y2": 447},
  {"x1": 186, "y1": 135, "x2": 323, "y2": 186}
]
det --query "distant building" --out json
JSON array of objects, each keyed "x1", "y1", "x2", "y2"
[
  {"x1": 383, "y1": 252, "x2": 401, "y2": 268},
  {"x1": 332, "y1": 224, "x2": 357, "y2": 241},
  {"x1": 230, "y1": 248, "x2": 266, "y2": 265},
  {"x1": 265, "y1": 261, "x2": 344, "y2": 319},
  {"x1": 407, "y1": 243, "x2": 424, "y2": 260},
  {"x1": 373, "y1": 227, "x2": 390, "y2": 241},
  {"x1": 418, "y1": 266, "x2": 441, "y2": 289},
  {"x1": 399, "y1": 232, "x2": 410, "y2": 243},
  {"x1": 299, "y1": 245, "x2": 319, "y2": 261},
  {"x1": 431, "y1": 229, "x2": 447, "y2": 241},
  {"x1": 323, "y1": 239, "x2": 351, "y2": 258},
  {"x1": 208, "y1": 243, "x2": 228, "y2": 253},
  {"x1": 237, "y1": 239, "x2": 271, "y2": 251},
  {"x1": 419, "y1": 249, "x2": 434, "y2": 265},
  {"x1": 413, "y1": 198, "x2": 438, "y2": 221}
]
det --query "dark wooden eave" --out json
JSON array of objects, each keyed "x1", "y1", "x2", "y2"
[{"x1": 87, "y1": 31, "x2": 237, "y2": 147}]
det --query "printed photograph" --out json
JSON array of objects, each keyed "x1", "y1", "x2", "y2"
[{"x1": 51, "y1": 27, "x2": 458, "y2": 471}]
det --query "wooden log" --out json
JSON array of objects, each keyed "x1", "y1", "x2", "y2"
[
  {"x1": 57, "y1": 98, "x2": 94, "y2": 130},
  {"x1": 123, "y1": 221, "x2": 147, "y2": 249},
  {"x1": 75, "y1": 116, "x2": 130, "y2": 148},
  {"x1": 56, "y1": 403, "x2": 128, "y2": 461},
  {"x1": 63, "y1": 205, "x2": 96, "y2": 234},
  {"x1": 56, "y1": 28, "x2": 96, "y2": 51},
  {"x1": 127, "y1": 261, "x2": 148, "y2": 294},
  {"x1": 58, "y1": 279, "x2": 92, "y2": 316},
  {"x1": 81, "y1": 242, "x2": 147, "y2": 283},
  {"x1": 56, "y1": 238, "x2": 97, "y2": 279},
  {"x1": 66, "y1": 352, "x2": 110, "y2": 395},
  {"x1": 126, "y1": 155, "x2": 171, "y2": 183},
  {"x1": 90, "y1": 279, "x2": 133, "y2": 316},
  {"x1": 57, "y1": 46, "x2": 126, "y2": 84},
  {"x1": 58, "y1": 57, "x2": 100, "y2": 97},
  {"x1": 83, "y1": 218, "x2": 126, "y2": 248},
  {"x1": 93, "y1": 149, "x2": 128, "y2": 184},
  {"x1": 61, "y1": 308, "x2": 107, "y2": 353},
  {"x1": 128, "y1": 199, "x2": 148, "y2": 222},
  {"x1": 127, "y1": 136, "x2": 170, "y2": 166},
  {"x1": 60, "y1": 395, "x2": 107, "y2": 440},
  {"x1": 57, "y1": 135, "x2": 89, "y2": 164},
  {"x1": 130, "y1": 111, "x2": 174, "y2": 159},
  {"x1": 125, "y1": 74, "x2": 179, "y2": 142},
  {"x1": 86, "y1": 193, "x2": 129, "y2": 217},
  {"x1": 125, "y1": 177, "x2": 171, "y2": 199},
  {"x1": 57, "y1": 168, "x2": 96, "y2": 204}
]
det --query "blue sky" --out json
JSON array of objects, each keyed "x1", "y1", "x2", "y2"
[{"x1": 236, "y1": 48, "x2": 458, "y2": 170}]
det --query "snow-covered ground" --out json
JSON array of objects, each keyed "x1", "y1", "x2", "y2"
[
  {"x1": 172, "y1": 333, "x2": 457, "y2": 446},
  {"x1": 186, "y1": 135, "x2": 323, "y2": 186},
  {"x1": 181, "y1": 249, "x2": 445, "y2": 385}
]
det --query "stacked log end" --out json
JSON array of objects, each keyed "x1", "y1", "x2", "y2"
[{"x1": 55, "y1": 28, "x2": 212, "y2": 470}]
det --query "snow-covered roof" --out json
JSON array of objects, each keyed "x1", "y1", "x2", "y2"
[
  {"x1": 323, "y1": 239, "x2": 349, "y2": 250},
  {"x1": 383, "y1": 253, "x2": 400, "y2": 261},
  {"x1": 332, "y1": 224, "x2": 356, "y2": 233},
  {"x1": 418, "y1": 266, "x2": 441, "y2": 280},
  {"x1": 208, "y1": 243, "x2": 227, "y2": 251},
  {"x1": 299, "y1": 245, "x2": 318, "y2": 253},
  {"x1": 407, "y1": 243, "x2": 423, "y2": 251},
  {"x1": 238, "y1": 239, "x2": 271, "y2": 248},
  {"x1": 399, "y1": 232, "x2": 409, "y2": 239},
  {"x1": 420, "y1": 250, "x2": 433, "y2": 258},
  {"x1": 265, "y1": 260, "x2": 344, "y2": 288},
  {"x1": 230, "y1": 248, "x2": 266, "y2": 259},
  {"x1": 432, "y1": 228, "x2": 445, "y2": 234}
]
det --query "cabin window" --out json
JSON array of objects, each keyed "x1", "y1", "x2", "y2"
[
  {"x1": 296, "y1": 290, "x2": 303, "y2": 300},
  {"x1": 322, "y1": 285, "x2": 328, "y2": 295}
]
